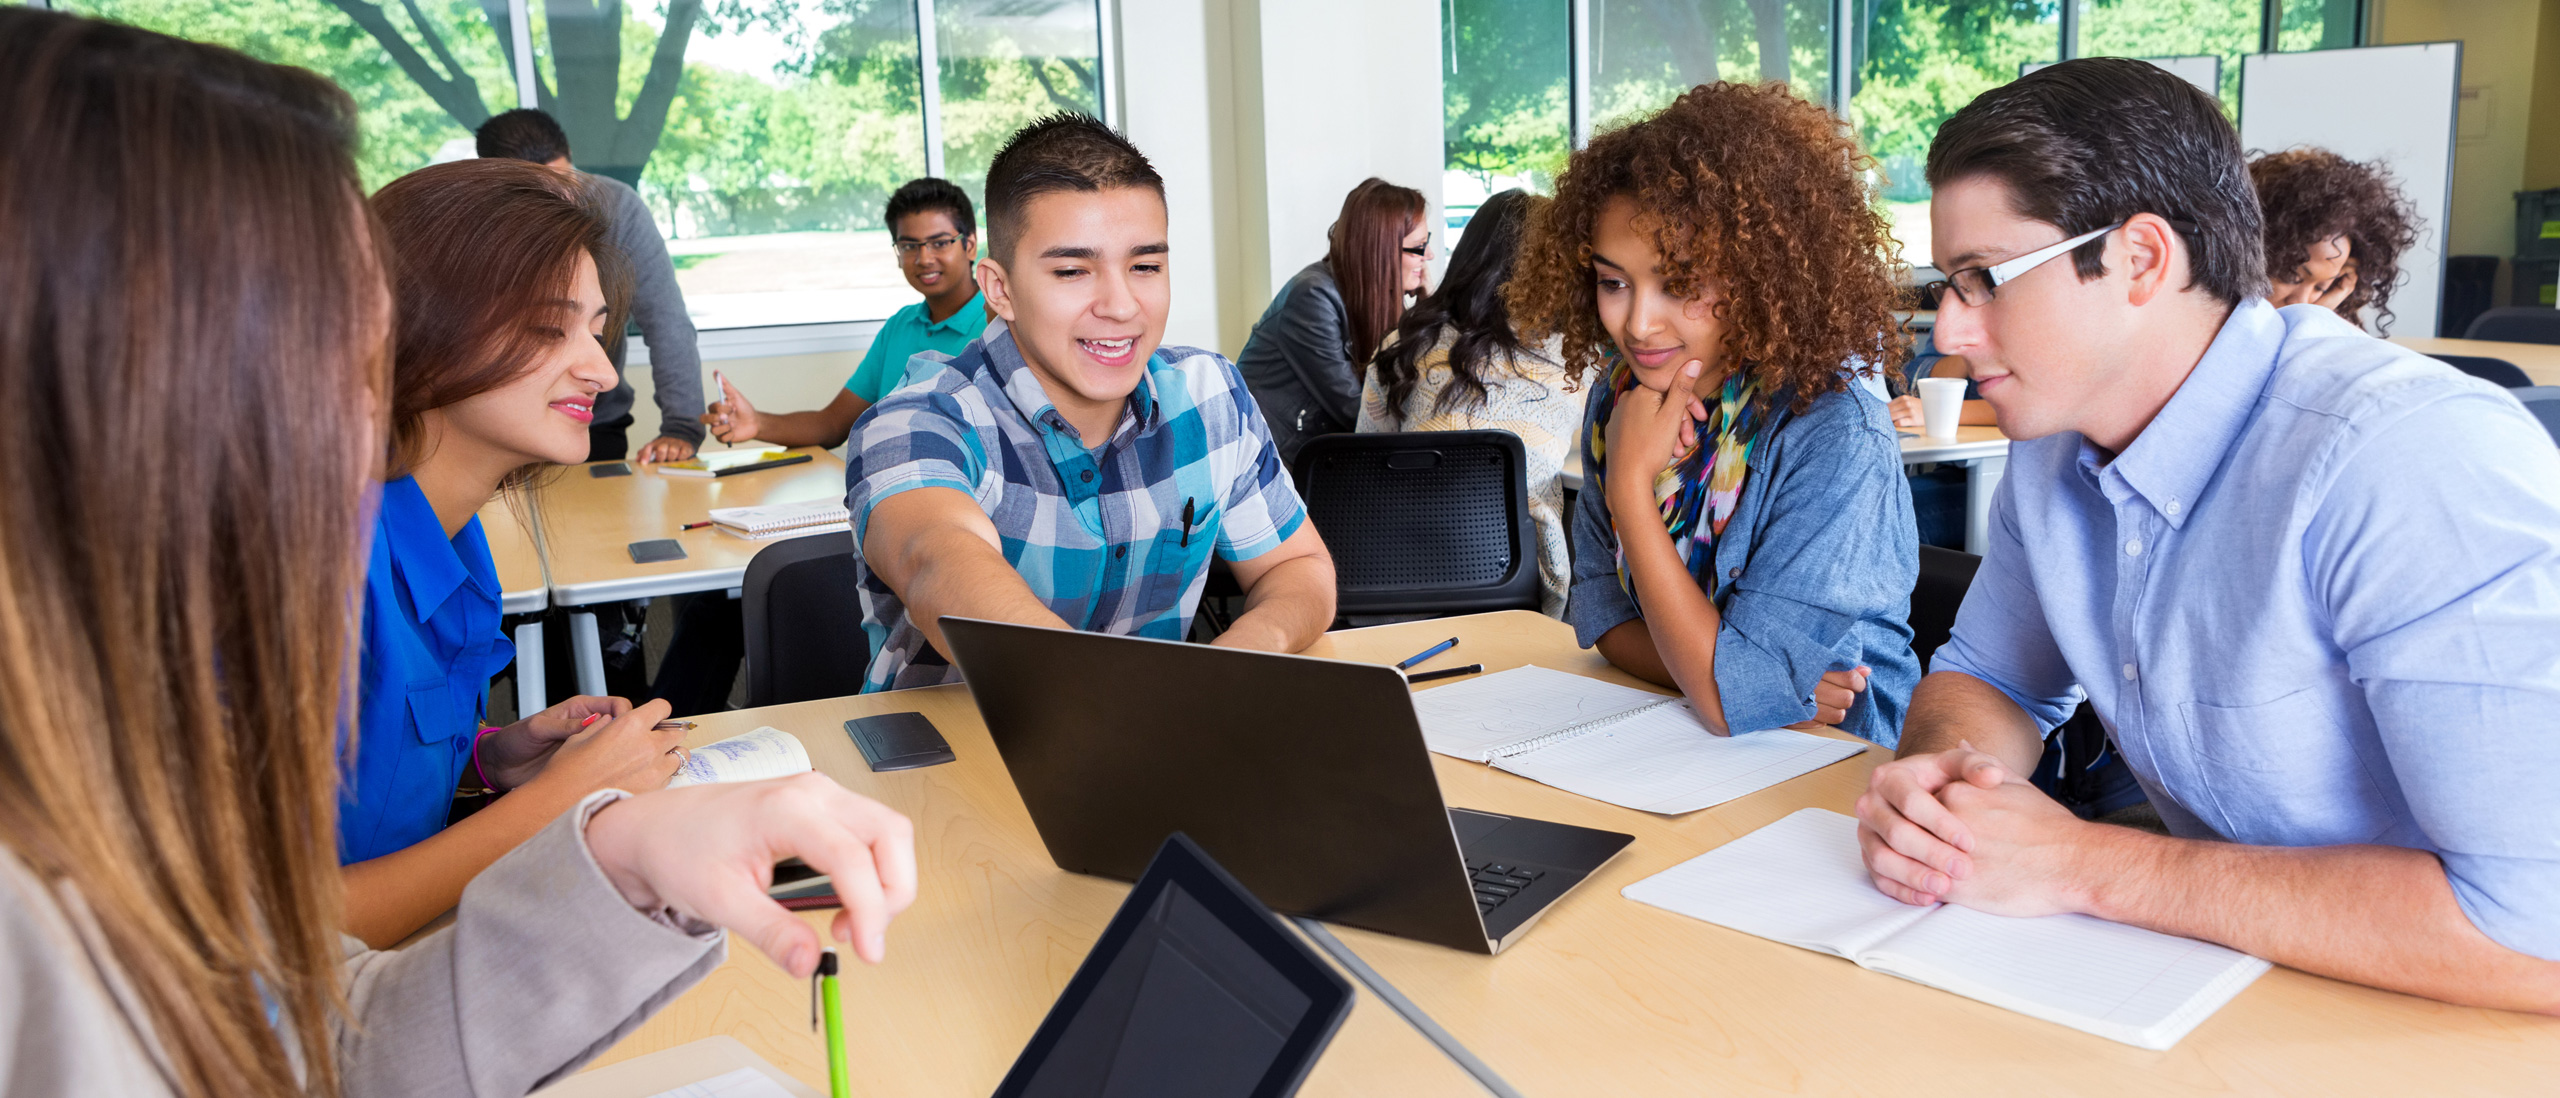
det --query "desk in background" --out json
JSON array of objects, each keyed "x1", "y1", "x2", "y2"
[
  {"x1": 590, "y1": 611, "x2": 2560, "y2": 1096},
  {"x1": 1563, "y1": 425, "x2": 2012, "y2": 554},
  {"x1": 479, "y1": 500, "x2": 548, "y2": 718},
  {"x1": 532, "y1": 449, "x2": 846, "y2": 696},
  {"x1": 2390, "y1": 335, "x2": 2560, "y2": 386}
]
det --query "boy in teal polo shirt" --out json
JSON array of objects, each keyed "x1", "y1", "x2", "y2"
[{"x1": 703, "y1": 177, "x2": 990, "y2": 447}]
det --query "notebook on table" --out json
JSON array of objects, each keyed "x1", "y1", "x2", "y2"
[
  {"x1": 705, "y1": 500, "x2": 851, "y2": 540},
  {"x1": 1409, "y1": 665, "x2": 1867, "y2": 814},
  {"x1": 656, "y1": 446, "x2": 788, "y2": 478},
  {"x1": 1622, "y1": 808, "x2": 2270, "y2": 1050}
]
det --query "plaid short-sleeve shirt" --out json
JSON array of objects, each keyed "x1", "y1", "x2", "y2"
[{"x1": 844, "y1": 327, "x2": 1308, "y2": 692}]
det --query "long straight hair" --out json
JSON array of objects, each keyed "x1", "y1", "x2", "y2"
[
  {"x1": 1371, "y1": 189, "x2": 1546, "y2": 426},
  {"x1": 0, "y1": 10, "x2": 386, "y2": 1096},
  {"x1": 1325, "y1": 177, "x2": 1428, "y2": 367}
]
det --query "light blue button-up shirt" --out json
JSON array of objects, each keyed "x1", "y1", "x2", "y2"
[{"x1": 1937, "y1": 299, "x2": 2560, "y2": 960}]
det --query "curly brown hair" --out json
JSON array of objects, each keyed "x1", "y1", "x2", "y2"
[
  {"x1": 2250, "y1": 148, "x2": 2421, "y2": 333},
  {"x1": 1505, "y1": 82, "x2": 1906, "y2": 414}
]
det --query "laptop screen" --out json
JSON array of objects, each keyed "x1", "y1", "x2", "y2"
[{"x1": 998, "y1": 834, "x2": 1353, "y2": 1098}]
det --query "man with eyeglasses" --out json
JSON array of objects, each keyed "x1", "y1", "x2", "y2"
[
  {"x1": 1856, "y1": 57, "x2": 2560, "y2": 1013},
  {"x1": 704, "y1": 177, "x2": 992, "y2": 448}
]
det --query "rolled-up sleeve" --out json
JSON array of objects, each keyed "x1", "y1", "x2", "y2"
[
  {"x1": 336, "y1": 791, "x2": 725, "y2": 1096},
  {"x1": 2309, "y1": 392, "x2": 2560, "y2": 960},
  {"x1": 844, "y1": 391, "x2": 988, "y2": 546},
  {"x1": 1709, "y1": 418, "x2": 1916, "y2": 734}
]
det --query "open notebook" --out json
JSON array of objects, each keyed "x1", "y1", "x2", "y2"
[
  {"x1": 706, "y1": 499, "x2": 851, "y2": 540},
  {"x1": 1623, "y1": 808, "x2": 2269, "y2": 1050},
  {"x1": 1409, "y1": 665, "x2": 1867, "y2": 814},
  {"x1": 667, "y1": 726, "x2": 812, "y2": 787}
]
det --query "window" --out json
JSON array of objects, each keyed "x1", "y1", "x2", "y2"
[
  {"x1": 1441, "y1": 0, "x2": 1569, "y2": 235},
  {"x1": 2078, "y1": 0, "x2": 2259, "y2": 105},
  {"x1": 1850, "y1": 1, "x2": 2063, "y2": 268},
  {"x1": 55, "y1": 0, "x2": 1105, "y2": 331},
  {"x1": 1592, "y1": 0, "x2": 1833, "y2": 131}
]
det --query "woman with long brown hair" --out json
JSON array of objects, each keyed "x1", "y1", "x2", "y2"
[
  {"x1": 1506, "y1": 83, "x2": 1921, "y2": 746},
  {"x1": 1237, "y1": 176, "x2": 1431, "y2": 463},
  {"x1": 0, "y1": 11, "x2": 914, "y2": 1095},
  {"x1": 337, "y1": 158, "x2": 700, "y2": 949}
]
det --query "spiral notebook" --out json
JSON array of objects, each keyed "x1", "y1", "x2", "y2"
[
  {"x1": 1409, "y1": 665, "x2": 1866, "y2": 814},
  {"x1": 1623, "y1": 809, "x2": 2269, "y2": 1050},
  {"x1": 706, "y1": 499, "x2": 851, "y2": 539}
]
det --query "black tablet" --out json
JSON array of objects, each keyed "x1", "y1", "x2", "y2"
[{"x1": 994, "y1": 832, "x2": 1352, "y2": 1098}]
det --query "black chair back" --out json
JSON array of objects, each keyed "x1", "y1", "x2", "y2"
[
  {"x1": 1909, "y1": 545, "x2": 1982, "y2": 674},
  {"x1": 741, "y1": 530, "x2": 865, "y2": 708},
  {"x1": 2463, "y1": 306, "x2": 2560, "y2": 345},
  {"x1": 1291, "y1": 431, "x2": 1539, "y2": 617},
  {"x1": 2513, "y1": 387, "x2": 2560, "y2": 446},
  {"x1": 2430, "y1": 355, "x2": 2534, "y2": 389}
]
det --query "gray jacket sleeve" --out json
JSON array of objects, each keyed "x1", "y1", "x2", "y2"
[
  {"x1": 592, "y1": 175, "x2": 706, "y2": 445},
  {"x1": 337, "y1": 790, "x2": 726, "y2": 1096}
]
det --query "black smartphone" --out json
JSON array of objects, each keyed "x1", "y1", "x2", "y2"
[
  {"x1": 589, "y1": 462, "x2": 632, "y2": 477},
  {"x1": 627, "y1": 538, "x2": 687, "y2": 564},
  {"x1": 844, "y1": 712, "x2": 955, "y2": 771}
]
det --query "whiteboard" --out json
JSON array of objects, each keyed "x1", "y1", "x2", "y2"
[
  {"x1": 2240, "y1": 43, "x2": 2461, "y2": 338},
  {"x1": 2024, "y1": 56, "x2": 2220, "y2": 100}
]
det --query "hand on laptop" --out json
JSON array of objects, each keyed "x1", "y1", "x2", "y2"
[{"x1": 585, "y1": 771, "x2": 918, "y2": 977}]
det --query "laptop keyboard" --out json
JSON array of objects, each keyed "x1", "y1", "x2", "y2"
[{"x1": 1469, "y1": 861, "x2": 1545, "y2": 915}]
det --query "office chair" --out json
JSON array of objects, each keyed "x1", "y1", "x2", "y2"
[
  {"x1": 740, "y1": 530, "x2": 866, "y2": 708},
  {"x1": 1290, "y1": 431, "x2": 1539, "y2": 619},
  {"x1": 2429, "y1": 355, "x2": 2534, "y2": 389},
  {"x1": 2463, "y1": 306, "x2": 2560, "y2": 345},
  {"x1": 2512, "y1": 387, "x2": 2560, "y2": 446},
  {"x1": 1908, "y1": 545, "x2": 1982, "y2": 673}
]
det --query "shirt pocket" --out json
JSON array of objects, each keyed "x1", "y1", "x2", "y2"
[
  {"x1": 1134, "y1": 502, "x2": 1221, "y2": 630},
  {"x1": 2178, "y1": 687, "x2": 2391, "y2": 846}
]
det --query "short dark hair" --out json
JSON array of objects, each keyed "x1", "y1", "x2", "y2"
[
  {"x1": 1928, "y1": 57, "x2": 2265, "y2": 304},
  {"x1": 981, "y1": 113, "x2": 1164, "y2": 265},
  {"x1": 884, "y1": 177, "x2": 976, "y2": 239},
  {"x1": 476, "y1": 108, "x2": 572, "y2": 164}
]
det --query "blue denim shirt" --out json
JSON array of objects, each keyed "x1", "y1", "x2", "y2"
[
  {"x1": 339, "y1": 476, "x2": 514, "y2": 864},
  {"x1": 1937, "y1": 300, "x2": 2560, "y2": 960},
  {"x1": 1568, "y1": 379, "x2": 1920, "y2": 745}
]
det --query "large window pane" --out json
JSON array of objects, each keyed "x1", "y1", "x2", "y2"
[
  {"x1": 932, "y1": 0, "x2": 1103, "y2": 201},
  {"x1": 1592, "y1": 0, "x2": 1834, "y2": 131},
  {"x1": 2077, "y1": 0, "x2": 2257, "y2": 105},
  {"x1": 1443, "y1": 0, "x2": 1569, "y2": 234},
  {"x1": 2276, "y1": 0, "x2": 2359, "y2": 51},
  {"x1": 1849, "y1": 0, "x2": 2062, "y2": 267},
  {"x1": 529, "y1": 0, "x2": 929, "y2": 329},
  {"x1": 58, "y1": 0, "x2": 520, "y2": 190}
]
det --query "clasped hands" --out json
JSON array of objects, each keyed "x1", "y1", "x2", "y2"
[{"x1": 1854, "y1": 740, "x2": 2100, "y2": 917}]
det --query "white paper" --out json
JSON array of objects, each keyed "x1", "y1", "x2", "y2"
[
  {"x1": 668, "y1": 726, "x2": 812, "y2": 788},
  {"x1": 1622, "y1": 808, "x2": 1932, "y2": 956},
  {"x1": 1409, "y1": 664, "x2": 1679, "y2": 761},
  {"x1": 1495, "y1": 714, "x2": 1867, "y2": 815},
  {"x1": 645, "y1": 1068, "x2": 798, "y2": 1098},
  {"x1": 707, "y1": 498, "x2": 851, "y2": 535}
]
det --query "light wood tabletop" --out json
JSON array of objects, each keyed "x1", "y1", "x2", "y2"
[
  {"x1": 2391, "y1": 335, "x2": 2560, "y2": 386},
  {"x1": 533, "y1": 448, "x2": 848, "y2": 607},
  {"x1": 477, "y1": 497, "x2": 549, "y2": 616},
  {"x1": 590, "y1": 611, "x2": 2560, "y2": 1096}
]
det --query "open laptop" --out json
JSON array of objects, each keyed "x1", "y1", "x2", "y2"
[
  {"x1": 940, "y1": 617, "x2": 1634, "y2": 954},
  {"x1": 995, "y1": 832, "x2": 1351, "y2": 1098}
]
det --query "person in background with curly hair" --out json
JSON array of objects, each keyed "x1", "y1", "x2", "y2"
[
  {"x1": 2249, "y1": 148, "x2": 2421, "y2": 331},
  {"x1": 1507, "y1": 82, "x2": 1922, "y2": 747}
]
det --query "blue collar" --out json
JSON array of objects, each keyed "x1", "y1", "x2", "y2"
[
  {"x1": 981, "y1": 327, "x2": 1164, "y2": 446},
  {"x1": 920, "y1": 289, "x2": 989, "y2": 335},
  {"x1": 2081, "y1": 299, "x2": 2282, "y2": 529},
  {"x1": 378, "y1": 475, "x2": 496, "y2": 624}
]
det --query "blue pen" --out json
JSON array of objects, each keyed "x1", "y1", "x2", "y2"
[{"x1": 1395, "y1": 637, "x2": 1459, "y2": 670}]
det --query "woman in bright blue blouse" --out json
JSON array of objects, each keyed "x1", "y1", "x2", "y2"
[{"x1": 342, "y1": 159, "x2": 691, "y2": 947}]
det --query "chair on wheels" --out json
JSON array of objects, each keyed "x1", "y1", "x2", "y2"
[
  {"x1": 740, "y1": 530, "x2": 866, "y2": 708},
  {"x1": 2512, "y1": 387, "x2": 2560, "y2": 446},
  {"x1": 1290, "y1": 430, "x2": 1539, "y2": 621},
  {"x1": 2463, "y1": 306, "x2": 2560, "y2": 345},
  {"x1": 2429, "y1": 354, "x2": 2533, "y2": 389}
]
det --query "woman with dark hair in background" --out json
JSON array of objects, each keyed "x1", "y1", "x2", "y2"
[
  {"x1": 1238, "y1": 176, "x2": 1432, "y2": 463},
  {"x1": 2250, "y1": 148, "x2": 2420, "y2": 332},
  {"x1": 0, "y1": 12, "x2": 913, "y2": 1094},
  {"x1": 1359, "y1": 189, "x2": 1585, "y2": 617}
]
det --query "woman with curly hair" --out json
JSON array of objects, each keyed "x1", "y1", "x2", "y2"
[
  {"x1": 1508, "y1": 82, "x2": 1920, "y2": 745},
  {"x1": 2249, "y1": 148, "x2": 2420, "y2": 332}
]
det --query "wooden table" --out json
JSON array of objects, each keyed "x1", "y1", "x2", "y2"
[
  {"x1": 591, "y1": 611, "x2": 2560, "y2": 1095},
  {"x1": 532, "y1": 449, "x2": 847, "y2": 695},
  {"x1": 1563, "y1": 425, "x2": 2013, "y2": 554},
  {"x1": 479, "y1": 498, "x2": 549, "y2": 717},
  {"x1": 2390, "y1": 335, "x2": 2560, "y2": 386}
]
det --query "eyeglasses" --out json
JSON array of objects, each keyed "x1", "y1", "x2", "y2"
[
  {"x1": 1401, "y1": 236, "x2": 1434, "y2": 260},
  {"x1": 892, "y1": 234, "x2": 968, "y2": 257},
  {"x1": 1923, "y1": 222, "x2": 2121, "y2": 308}
]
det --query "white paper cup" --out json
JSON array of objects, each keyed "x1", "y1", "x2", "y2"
[{"x1": 1916, "y1": 377, "x2": 1967, "y2": 440}]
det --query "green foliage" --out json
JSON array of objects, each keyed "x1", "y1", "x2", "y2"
[
  {"x1": 1851, "y1": 0, "x2": 2060, "y2": 201},
  {"x1": 1443, "y1": 0, "x2": 1570, "y2": 190}
]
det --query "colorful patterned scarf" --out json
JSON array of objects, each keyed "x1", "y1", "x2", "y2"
[{"x1": 1583, "y1": 357, "x2": 1765, "y2": 602}]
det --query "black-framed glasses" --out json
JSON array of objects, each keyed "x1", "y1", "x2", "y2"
[
  {"x1": 1400, "y1": 235, "x2": 1434, "y2": 260},
  {"x1": 892, "y1": 233, "x2": 968, "y2": 257}
]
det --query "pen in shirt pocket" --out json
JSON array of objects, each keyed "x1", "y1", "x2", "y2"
[{"x1": 1180, "y1": 497, "x2": 1196, "y2": 548}]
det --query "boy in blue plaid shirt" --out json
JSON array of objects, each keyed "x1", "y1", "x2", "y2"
[{"x1": 844, "y1": 115, "x2": 1338, "y2": 692}]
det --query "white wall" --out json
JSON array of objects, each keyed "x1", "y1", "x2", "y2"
[{"x1": 1116, "y1": 0, "x2": 1242, "y2": 354}]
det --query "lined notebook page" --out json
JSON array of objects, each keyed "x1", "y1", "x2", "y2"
[
  {"x1": 1865, "y1": 904, "x2": 2270, "y2": 1050},
  {"x1": 1494, "y1": 710, "x2": 1867, "y2": 814},
  {"x1": 667, "y1": 726, "x2": 812, "y2": 788},
  {"x1": 1622, "y1": 808, "x2": 1934, "y2": 957},
  {"x1": 1410, "y1": 664, "x2": 1677, "y2": 761}
]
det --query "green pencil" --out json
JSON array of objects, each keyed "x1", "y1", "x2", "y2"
[{"x1": 819, "y1": 949, "x2": 849, "y2": 1098}]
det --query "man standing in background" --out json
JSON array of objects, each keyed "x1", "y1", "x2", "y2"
[{"x1": 477, "y1": 108, "x2": 704, "y2": 464}]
